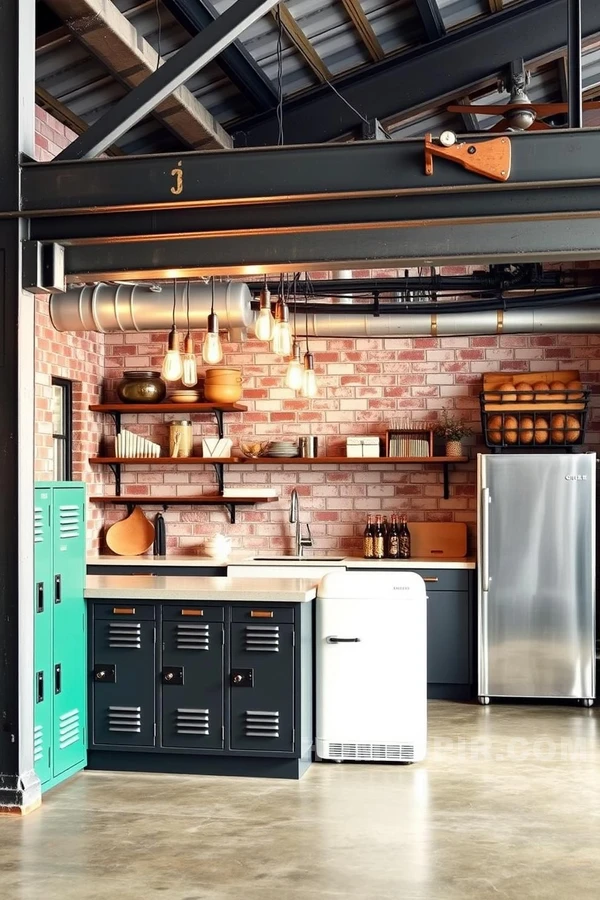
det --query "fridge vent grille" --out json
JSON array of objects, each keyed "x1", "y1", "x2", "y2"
[
  {"x1": 108, "y1": 622, "x2": 141, "y2": 649},
  {"x1": 59, "y1": 505, "x2": 80, "y2": 540},
  {"x1": 244, "y1": 625, "x2": 280, "y2": 652},
  {"x1": 108, "y1": 706, "x2": 141, "y2": 733},
  {"x1": 176, "y1": 623, "x2": 209, "y2": 651},
  {"x1": 176, "y1": 708, "x2": 209, "y2": 735},
  {"x1": 34, "y1": 507, "x2": 44, "y2": 543},
  {"x1": 34, "y1": 724, "x2": 44, "y2": 763},
  {"x1": 245, "y1": 709, "x2": 280, "y2": 738},
  {"x1": 58, "y1": 709, "x2": 81, "y2": 750},
  {"x1": 327, "y1": 742, "x2": 414, "y2": 761}
]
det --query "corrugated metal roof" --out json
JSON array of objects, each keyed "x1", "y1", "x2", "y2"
[{"x1": 35, "y1": 0, "x2": 600, "y2": 154}]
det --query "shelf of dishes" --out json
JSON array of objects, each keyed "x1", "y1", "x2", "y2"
[{"x1": 90, "y1": 456, "x2": 468, "y2": 465}]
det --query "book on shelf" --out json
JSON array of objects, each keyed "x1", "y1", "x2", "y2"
[{"x1": 388, "y1": 435, "x2": 431, "y2": 458}]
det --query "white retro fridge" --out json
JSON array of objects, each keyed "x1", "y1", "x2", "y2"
[
  {"x1": 477, "y1": 453, "x2": 596, "y2": 705},
  {"x1": 316, "y1": 570, "x2": 427, "y2": 763}
]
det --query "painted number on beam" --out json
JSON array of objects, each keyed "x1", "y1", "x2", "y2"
[{"x1": 171, "y1": 161, "x2": 184, "y2": 196}]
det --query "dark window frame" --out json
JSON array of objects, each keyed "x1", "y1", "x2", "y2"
[{"x1": 52, "y1": 377, "x2": 73, "y2": 481}]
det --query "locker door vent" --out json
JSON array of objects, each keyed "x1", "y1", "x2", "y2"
[
  {"x1": 108, "y1": 706, "x2": 141, "y2": 733},
  {"x1": 176, "y1": 708, "x2": 209, "y2": 735},
  {"x1": 58, "y1": 709, "x2": 81, "y2": 750},
  {"x1": 176, "y1": 623, "x2": 209, "y2": 651},
  {"x1": 108, "y1": 622, "x2": 141, "y2": 649},
  {"x1": 34, "y1": 507, "x2": 44, "y2": 544},
  {"x1": 245, "y1": 710, "x2": 280, "y2": 738},
  {"x1": 59, "y1": 505, "x2": 80, "y2": 540},
  {"x1": 34, "y1": 724, "x2": 44, "y2": 763},
  {"x1": 244, "y1": 625, "x2": 280, "y2": 652},
  {"x1": 327, "y1": 742, "x2": 414, "y2": 761}
]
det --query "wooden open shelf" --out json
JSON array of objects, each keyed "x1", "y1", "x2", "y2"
[
  {"x1": 89, "y1": 493, "x2": 279, "y2": 523},
  {"x1": 90, "y1": 455, "x2": 467, "y2": 465},
  {"x1": 90, "y1": 402, "x2": 247, "y2": 414}
]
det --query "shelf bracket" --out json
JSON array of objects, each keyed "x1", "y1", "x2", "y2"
[
  {"x1": 108, "y1": 463, "x2": 122, "y2": 496},
  {"x1": 225, "y1": 502, "x2": 236, "y2": 524},
  {"x1": 211, "y1": 462, "x2": 225, "y2": 494},
  {"x1": 108, "y1": 411, "x2": 122, "y2": 434},
  {"x1": 212, "y1": 409, "x2": 224, "y2": 439},
  {"x1": 443, "y1": 463, "x2": 450, "y2": 500}
]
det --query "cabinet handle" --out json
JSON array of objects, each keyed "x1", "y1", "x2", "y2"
[
  {"x1": 36, "y1": 582, "x2": 44, "y2": 613},
  {"x1": 181, "y1": 609, "x2": 203, "y2": 616},
  {"x1": 55, "y1": 664, "x2": 61, "y2": 695},
  {"x1": 113, "y1": 607, "x2": 136, "y2": 615},
  {"x1": 250, "y1": 610, "x2": 274, "y2": 618},
  {"x1": 423, "y1": 577, "x2": 439, "y2": 583},
  {"x1": 54, "y1": 574, "x2": 61, "y2": 604}
]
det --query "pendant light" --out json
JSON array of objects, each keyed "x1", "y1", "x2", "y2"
[
  {"x1": 285, "y1": 276, "x2": 303, "y2": 390},
  {"x1": 181, "y1": 280, "x2": 198, "y2": 387},
  {"x1": 202, "y1": 276, "x2": 223, "y2": 365},
  {"x1": 271, "y1": 274, "x2": 293, "y2": 357},
  {"x1": 161, "y1": 280, "x2": 183, "y2": 382},
  {"x1": 301, "y1": 276, "x2": 318, "y2": 398},
  {"x1": 254, "y1": 276, "x2": 275, "y2": 341}
]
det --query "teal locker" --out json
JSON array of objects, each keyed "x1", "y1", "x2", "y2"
[{"x1": 34, "y1": 482, "x2": 87, "y2": 792}]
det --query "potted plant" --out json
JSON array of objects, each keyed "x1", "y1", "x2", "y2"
[{"x1": 434, "y1": 408, "x2": 473, "y2": 457}]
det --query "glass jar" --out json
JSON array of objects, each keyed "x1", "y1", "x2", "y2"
[{"x1": 117, "y1": 370, "x2": 167, "y2": 404}]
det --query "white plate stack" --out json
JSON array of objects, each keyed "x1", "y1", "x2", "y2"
[{"x1": 268, "y1": 441, "x2": 299, "y2": 458}]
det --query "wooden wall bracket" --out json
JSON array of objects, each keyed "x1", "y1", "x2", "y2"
[{"x1": 424, "y1": 132, "x2": 511, "y2": 183}]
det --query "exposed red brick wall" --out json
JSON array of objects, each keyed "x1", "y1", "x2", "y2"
[
  {"x1": 100, "y1": 325, "x2": 600, "y2": 557},
  {"x1": 34, "y1": 106, "x2": 106, "y2": 551}
]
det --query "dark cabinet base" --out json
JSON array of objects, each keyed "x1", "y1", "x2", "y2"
[
  {"x1": 427, "y1": 684, "x2": 473, "y2": 701},
  {"x1": 87, "y1": 749, "x2": 312, "y2": 780}
]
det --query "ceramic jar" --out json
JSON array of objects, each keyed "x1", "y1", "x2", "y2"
[
  {"x1": 204, "y1": 367, "x2": 243, "y2": 403},
  {"x1": 117, "y1": 370, "x2": 167, "y2": 404}
]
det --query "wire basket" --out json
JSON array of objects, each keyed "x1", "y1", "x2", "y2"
[{"x1": 480, "y1": 388, "x2": 590, "y2": 450}]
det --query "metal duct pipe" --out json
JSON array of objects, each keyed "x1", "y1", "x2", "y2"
[
  {"x1": 50, "y1": 281, "x2": 254, "y2": 341},
  {"x1": 297, "y1": 304, "x2": 600, "y2": 338}
]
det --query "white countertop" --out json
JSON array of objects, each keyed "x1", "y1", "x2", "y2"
[
  {"x1": 89, "y1": 554, "x2": 475, "y2": 570},
  {"x1": 85, "y1": 574, "x2": 317, "y2": 603}
]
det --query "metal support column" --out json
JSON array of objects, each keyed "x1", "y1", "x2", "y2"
[
  {"x1": 0, "y1": 0, "x2": 40, "y2": 814},
  {"x1": 568, "y1": 0, "x2": 583, "y2": 128}
]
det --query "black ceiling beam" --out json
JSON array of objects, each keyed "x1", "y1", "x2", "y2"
[
  {"x1": 233, "y1": 0, "x2": 600, "y2": 145},
  {"x1": 414, "y1": 0, "x2": 446, "y2": 41},
  {"x1": 56, "y1": 0, "x2": 279, "y2": 160},
  {"x1": 162, "y1": 0, "x2": 277, "y2": 112},
  {"x1": 54, "y1": 215, "x2": 600, "y2": 281},
  {"x1": 20, "y1": 129, "x2": 600, "y2": 214}
]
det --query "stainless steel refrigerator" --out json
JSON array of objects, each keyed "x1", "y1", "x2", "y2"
[{"x1": 477, "y1": 453, "x2": 596, "y2": 705}]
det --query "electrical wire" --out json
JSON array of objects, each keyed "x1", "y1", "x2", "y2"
[
  {"x1": 322, "y1": 78, "x2": 370, "y2": 126},
  {"x1": 172, "y1": 278, "x2": 177, "y2": 326},
  {"x1": 276, "y1": 5, "x2": 284, "y2": 146},
  {"x1": 186, "y1": 279, "x2": 191, "y2": 335},
  {"x1": 155, "y1": 0, "x2": 163, "y2": 71}
]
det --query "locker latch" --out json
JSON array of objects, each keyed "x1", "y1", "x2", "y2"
[
  {"x1": 162, "y1": 666, "x2": 184, "y2": 685},
  {"x1": 231, "y1": 668, "x2": 254, "y2": 687},
  {"x1": 93, "y1": 664, "x2": 116, "y2": 683},
  {"x1": 36, "y1": 582, "x2": 44, "y2": 613},
  {"x1": 36, "y1": 671, "x2": 44, "y2": 703}
]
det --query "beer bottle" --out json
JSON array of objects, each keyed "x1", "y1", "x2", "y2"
[
  {"x1": 363, "y1": 515, "x2": 375, "y2": 559},
  {"x1": 388, "y1": 514, "x2": 400, "y2": 559},
  {"x1": 374, "y1": 515, "x2": 385, "y2": 559},
  {"x1": 399, "y1": 515, "x2": 411, "y2": 559}
]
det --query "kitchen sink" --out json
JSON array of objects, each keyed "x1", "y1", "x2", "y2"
[{"x1": 252, "y1": 556, "x2": 345, "y2": 562}]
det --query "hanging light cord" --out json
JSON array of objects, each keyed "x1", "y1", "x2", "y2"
[
  {"x1": 172, "y1": 278, "x2": 177, "y2": 327},
  {"x1": 155, "y1": 0, "x2": 162, "y2": 71},
  {"x1": 276, "y1": 5, "x2": 284, "y2": 146},
  {"x1": 186, "y1": 279, "x2": 191, "y2": 335},
  {"x1": 211, "y1": 276, "x2": 215, "y2": 314}
]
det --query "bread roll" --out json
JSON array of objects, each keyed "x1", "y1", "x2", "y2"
[
  {"x1": 515, "y1": 382, "x2": 534, "y2": 402},
  {"x1": 534, "y1": 416, "x2": 549, "y2": 444},
  {"x1": 499, "y1": 382, "x2": 517, "y2": 402},
  {"x1": 519, "y1": 415, "x2": 534, "y2": 444},
  {"x1": 503, "y1": 415, "x2": 519, "y2": 444},
  {"x1": 487, "y1": 414, "x2": 503, "y2": 444},
  {"x1": 551, "y1": 413, "x2": 566, "y2": 443},
  {"x1": 533, "y1": 381, "x2": 549, "y2": 399},
  {"x1": 550, "y1": 380, "x2": 566, "y2": 401},
  {"x1": 566, "y1": 379, "x2": 583, "y2": 400},
  {"x1": 565, "y1": 414, "x2": 581, "y2": 443}
]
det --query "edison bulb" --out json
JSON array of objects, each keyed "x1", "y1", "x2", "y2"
[
  {"x1": 202, "y1": 331, "x2": 223, "y2": 364},
  {"x1": 286, "y1": 356, "x2": 303, "y2": 391},
  {"x1": 302, "y1": 366, "x2": 317, "y2": 398},
  {"x1": 272, "y1": 320, "x2": 293, "y2": 357},
  {"x1": 161, "y1": 328, "x2": 183, "y2": 381},
  {"x1": 254, "y1": 305, "x2": 275, "y2": 341},
  {"x1": 182, "y1": 355, "x2": 198, "y2": 386}
]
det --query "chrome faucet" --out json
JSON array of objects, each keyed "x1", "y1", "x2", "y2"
[{"x1": 289, "y1": 488, "x2": 313, "y2": 557}]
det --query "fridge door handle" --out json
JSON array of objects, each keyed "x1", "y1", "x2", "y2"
[
  {"x1": 326, "y1": 636, "x2": 361, "y2": 643},
  {"x1": 481, "y1": 488, "x2": 491, "y2": 592}
]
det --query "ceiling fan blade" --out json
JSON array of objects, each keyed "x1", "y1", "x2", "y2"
[
  {"x1": 488, "y1": 120, "x2": 510, "y2": 132},
  {"x1": 526, "y1": 103, "x2": 568, "y2": 115},
  {"x1": 528, "y1": 120, "x2": 553, "y2": 130},
  {"x1": 447, "y1": 104, "x2": 509, "y2": 115}
]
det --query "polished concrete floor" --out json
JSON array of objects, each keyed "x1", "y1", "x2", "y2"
[{"x1": 2, "y1": 701, "x2": 599, "y2": 900}]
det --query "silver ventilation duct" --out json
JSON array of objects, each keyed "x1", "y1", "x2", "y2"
[
  {"x1": 50, "y1": 283, "x2": 600, "y2": 338},
  {"x1": 50, "y1": 281, "x2": 254, "y2": 341}
]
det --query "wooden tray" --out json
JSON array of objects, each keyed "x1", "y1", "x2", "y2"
[
  {"x1": 407, "y1": 522, "x2": 467, "y2": 558},
  {"x1": 481, "y1": 370, "x2": 584, "y2": 413}
]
